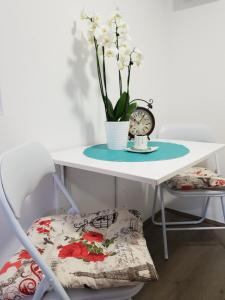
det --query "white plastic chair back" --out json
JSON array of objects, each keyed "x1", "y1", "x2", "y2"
[
  {"x1": 0, "y1": 143, "x2": 55, "y2": 218},
  {"x1": 0, "y1": 143, "x2": 143, "y2": 299},
  {"x1": 159, "y1": 123, "x2": 215, "y2": 142},
  {"x1": 158, "y1": 123, "x2": 219, "y2": 173}
]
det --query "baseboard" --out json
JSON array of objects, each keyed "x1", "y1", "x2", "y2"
[
  {"x1": 165, "y1": 208, "x2": 225, "y2": 227},
  {"x1": 143, "y1": 210, "x2": 161, "y2": 229},
  {"x1": 143, "y1": 208, "x2": 225, "y2": 228}
]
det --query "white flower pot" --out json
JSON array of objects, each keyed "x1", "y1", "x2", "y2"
[{"x1": 105, "y1": 121, "x2": 130, "y2": 150}]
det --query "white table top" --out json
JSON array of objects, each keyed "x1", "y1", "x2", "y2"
[{"x1": 51, "y1": 139, "x2": 225, "y2": 186}]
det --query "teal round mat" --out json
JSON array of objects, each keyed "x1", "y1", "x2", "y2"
[{"x1": 83, "y1": 141, "x2": 189, "y2": 162}]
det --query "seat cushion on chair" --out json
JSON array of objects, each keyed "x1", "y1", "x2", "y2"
[
  {"x1": 166, "y1": 167, "x2": 225, "y2": 191},
  {"x1": 0, "y1": 209, "x2": 157, "y2": 299}
]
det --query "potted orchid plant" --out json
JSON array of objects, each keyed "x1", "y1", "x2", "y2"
[{"x1": 81, "y1": 10, "x2": 142, "y2": 150}]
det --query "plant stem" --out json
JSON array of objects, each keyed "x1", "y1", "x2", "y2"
[
  {"x1": 115, "y1": 23, "x2": 122, "y2": 96},
  {"x1": 94, "y1": 38, "x2": 105, "y2": 102},
  {"x1": 127, "y1": 50, "x2": 135, "y2": 94},
  {"x1": 127, "y1": 64, "x2": 131, "y2": 95},
  {"x1": 102, "y1": 46, "x2": 108, "y2": 100}
]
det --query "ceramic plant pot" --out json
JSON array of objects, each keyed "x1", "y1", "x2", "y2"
[{"x1": 105, "y1": 121, "x2": 130, "y2": 150}]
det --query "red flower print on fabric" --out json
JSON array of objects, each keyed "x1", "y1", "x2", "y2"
[
  {"x1": 0, "y1": 248, "x2": 45, "y2": 277},
  {"x1": 85, "y1": 253, "x2": 106, "y2": 262},
  {"x1": 58, "y1": 241, "x2": 108, "y2": 262},
  {"x1": 19, "y1": 250, "x2": 32, "y2": 260},
  {"x1": 82, "y1": 231, "x2": 104, "y2": 242},
  {"x1": 38, "y1": 219, "x2": 51, "y2": 226},
  {"x1": 215, "y1": 179, "x2": 225, "y2": 186},
  {"x1": 58, "y1": 242, "x2": 89, "y2": 259},
  {"x1": 34, "y1": 218, "x2": 52, "y2": 234},
  {"x1": 181, "y1": 184, "x2": 193, "y2": 191},
  {"x1": 38, "y1": 248, "x2": 45, "y2": 254},
  {"x1": 0, "y1": 249, "x2": 41, "y2": 275},
  {"x1": 0, "y1": 261, "x2": 22, "y2": 275},
  {"x1": 37, "y1": 227, "x2": 50, "y2": 234}
]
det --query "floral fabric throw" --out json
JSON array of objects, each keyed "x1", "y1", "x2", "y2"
[
  {"x1": 0, "y1": 209, "x2": 158, "y2": 299},
  {"x1": 166, "y1": 167, "x2": 225, "y2": 191}
]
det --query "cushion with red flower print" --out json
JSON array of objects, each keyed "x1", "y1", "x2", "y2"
[
  {"x1": 0, "y1": 249, "x2": 43, "y2": 300},
  {"x1": 0, "y1": 209, "x2": 158, "y2": 299},
  {"x1": 166, "y1": 167, "x2": 225, "y2": 191}
]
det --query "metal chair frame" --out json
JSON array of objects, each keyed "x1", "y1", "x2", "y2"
[
  {"x1": 0, "y1": 172, "x2": 76, "y2": 300},
  {"x1": 152, "y1": 124, "x2": 225, "y2": 260},
  {"x1": 0, "y1": 143, "x2": 142, "y2": 300}
]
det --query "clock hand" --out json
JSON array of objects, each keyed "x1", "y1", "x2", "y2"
[{"x1": 140, "y1": 114, "x2": 145, "y2": 122}]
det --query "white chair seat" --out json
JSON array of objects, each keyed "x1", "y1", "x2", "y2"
[
  {"x1": 165, "y1": 167, "x2": 225, "y2": 192},
  {"x1": 152, "y1": 123, "x2": 225, "y2": 260},
  {"x1": 164, "y1": 184, "x2": 225, "y2": 197},
  {"x1": 42, "y1": 284, "x2": 144, "y2": 300}
]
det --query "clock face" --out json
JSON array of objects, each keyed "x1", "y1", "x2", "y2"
[{"x1": 129, "y1": 107, "x2": 155, "y2": 136}]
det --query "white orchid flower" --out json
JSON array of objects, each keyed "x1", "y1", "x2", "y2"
[
  {"x1": 118, "y1": 22, "x2": 129, "y2": 36},
  {"x1": 117, "y1": 53, "x2": 130, "y2": 70},
  {"x1": 88, "y1": 21, "x2": 98, "y2": 33},
  {"x1": 92, "y1": 14, "x2": 100, "y2": 25},
  {"x1": 118, "y1": 42, "x2": 128, "y2": 49},
  {"x1": 98, "y1": 46, "x2": 103, "y2": 56},
  {"x1": 81, "y1": 10, "x2": 100, "y2": 25},
  {"x1": 105, "y1": 47, "x2": 119, "y2": 58},
  {"x1": 132, "y1": 48, "x2": 143, "y2": 66},
  {"x1": 110, "y1": 10, "x2": 122, "y2": 22},
  {"x1": 87, "y1": 30, "x2": 95, "y2": 45},
  {"x1": 80, "y1": 10, "x2": 88, "y2": 20},
  {"x1": 117, "y1": 61, "x2": 125, "y2": 71},
  {"x1": 94, "y1": 25, "x2": 113, "y2": 47},
  {"x1": 119, "y1": 45, "x2": 132, "y2": 57}
]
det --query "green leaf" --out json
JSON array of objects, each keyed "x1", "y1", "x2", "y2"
[
  {"x1": 68, "y1": 237, "x2": 79, "y2": 243},
  {"x1": 113, "y1": 92, "x2": 129, "y2": 121},
  {"x1": 105, "y1": 97, "x2": 115, "y2": 121},
  {"x1": 102, "y1": 237, "x2": 117, "y2": 248},
  {"x1": 108, "y1": 252, "x2": 117, "y2": 256},
  {"x1": 120, "y1": 101, "x2": 137, "y2": 121}
]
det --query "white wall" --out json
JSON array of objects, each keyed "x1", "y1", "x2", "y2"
[
  {"x1": 164, "y1": 0, "x2": 225, "y2": 222},
  {"x1": 0, "y1": 0, "x2": 170, "y2": 264}
]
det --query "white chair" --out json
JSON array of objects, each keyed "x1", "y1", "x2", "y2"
[
  {"x1": 152, "y1": 123, "x2": 225, "y2": 260},
  {"x1": 0, "y1": 143, "x2": 143, "y2": 300}
]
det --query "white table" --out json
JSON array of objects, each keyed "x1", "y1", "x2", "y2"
[
  {"x1": 52, "y1": 139, "x2": 225, "y2": 186},
  {"x1": 51, "y1": 139, "x2": 225, "y2": 258}
]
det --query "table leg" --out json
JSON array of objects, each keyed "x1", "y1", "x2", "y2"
[
  {"x1": 159, "y1": 184, "x2": 168, "y2": 260},
  {"x1": 54, "y1": 165, "x2": 65, "y2": 213},
  {"x1": 114, "y1": 176, "x2": 118, "y2": 209},
  {"x1": 60, "y1": 165, "x2": 65, "y2": 185},
  {"x1": 53, "y1": 172, "x2": 59, "y2": 213}
]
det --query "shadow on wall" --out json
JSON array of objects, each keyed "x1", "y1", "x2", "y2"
[
  {"x1": 173, "y1": 0, "x2": 220, "y2": 11},
  {"x1": 64, "y1": 22, "x2": 95, "y2": 145}
]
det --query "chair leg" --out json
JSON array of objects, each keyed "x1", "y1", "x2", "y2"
[
  {"x1": 33, "y1": 277, "x2": 50, "y2": 300},
  {"x1": 159, "y1": 185, "x2": 168, "y2": 260},
  {"x1": 220, "y1": 197, "x2": 225, "y2": 222},
  {"x1": 199, "y1": 196, "x2": 210, "y2": 221},
  {"x1": 153, "y1": 195, "x2": 210, "y2": 226}
]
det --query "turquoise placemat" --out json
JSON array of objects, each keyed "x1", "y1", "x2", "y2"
[{"x1": 83, "y1": 141, "x2": 189, "y2": 162}]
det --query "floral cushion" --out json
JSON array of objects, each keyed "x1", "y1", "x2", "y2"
[
  {"x1": 166, "y1": 167, "x2": 225, "y2": 191},
  {"x1": 0, "y1": 209, "x2": 158, "y2": 299}
]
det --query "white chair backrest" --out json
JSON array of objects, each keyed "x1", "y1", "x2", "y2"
[
  {"x1": 0, "y1": 143, "x2": 55, "y2": 218},
  {"x1": 158, "y1": 123, "x2": 214, "y2": 143},
  {"x1": 158, "y1": 123, "x2": 220, "y2": 173}
]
